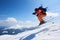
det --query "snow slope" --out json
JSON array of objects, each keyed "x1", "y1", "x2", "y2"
[{"x1": 0, "y1": 22, "x2": 60, "y2": 40}]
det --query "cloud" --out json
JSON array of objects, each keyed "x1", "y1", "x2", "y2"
[
  {"x1": 37, "y1": 12, "x2": 60, "y2": 21},
  {"x1": 6, "y1": 17, "x2": 17, "y2": 23},
  {"x1": 0, "y1": 17, "x2": 38, "y2": 29},
  {"x1": 10, "y1": 20, "x2": 38, "y2": 29},
  {"x1": 0, "y1": 17, "x2": 17, "y2": 27},
  {"x1": 46, "y1": 12, "x2": 59, "y2": 17}
]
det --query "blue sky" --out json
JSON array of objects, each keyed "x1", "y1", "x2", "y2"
[{"x1": 0, "y1": 0, "x2": 60, "y2": 21}]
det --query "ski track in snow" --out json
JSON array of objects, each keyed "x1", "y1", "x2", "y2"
[{"x1": 0, "y1": 22, "x2": 60, "y2": 40}]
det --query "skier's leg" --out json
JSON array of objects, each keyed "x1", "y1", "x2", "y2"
[
  {"x1": 38, "y1": 15, "x2": 44, "y2": 25},
  {"x1": 38, "y1": 14, "x2": 46, "y2": 25}
]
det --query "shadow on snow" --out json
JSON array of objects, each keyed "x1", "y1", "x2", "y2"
[{"x1": 0, "y1": 26, "x2": 39, "y2": 35}]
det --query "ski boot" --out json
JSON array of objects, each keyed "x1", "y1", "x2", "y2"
[{"x1": 39, "y1": 20, "x2": 46, "y2": 26}]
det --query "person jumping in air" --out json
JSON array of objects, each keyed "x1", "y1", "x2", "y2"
[{"x1": 33, "y1": 6, "x2": 47, "y2": 25}]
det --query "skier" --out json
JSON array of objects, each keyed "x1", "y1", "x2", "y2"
[{"x1": 33, "y1": 6, "x2": 47, "y2": 25}]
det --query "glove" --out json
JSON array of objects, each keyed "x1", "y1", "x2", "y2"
[
  {"x1": 36, "y1": 14, "x2": 38, "y2": 16},
  {"x1": 32, "y1": 12, "x2": 36, "y2": 15}
]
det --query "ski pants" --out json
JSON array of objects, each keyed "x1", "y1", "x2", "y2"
[{"x1": 37, "y1": 13, "x2": 46, "y2": 22}]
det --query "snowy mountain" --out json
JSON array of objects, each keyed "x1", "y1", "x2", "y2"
[{"x1": 0, "y1": 22, "x2": 60, "y2": 40}]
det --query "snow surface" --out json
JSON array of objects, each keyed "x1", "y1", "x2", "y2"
[{"x1": 0, "y1": 22, "x2": 60, "y2": 40}]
